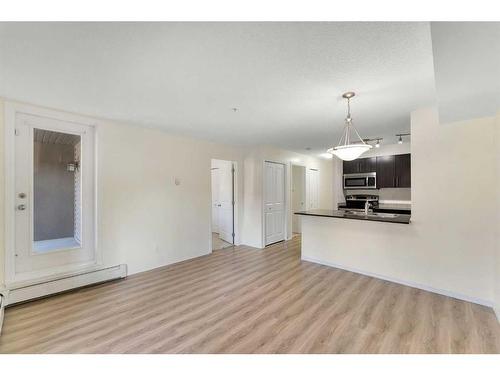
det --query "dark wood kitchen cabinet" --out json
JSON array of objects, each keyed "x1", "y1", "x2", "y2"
[
  {"x1": 358, "y1": 157, "x2": 377, "y2": 173},
  {"x1": 376, "y1": 155, "x2": 396, "y2": 188},
  {"x1": 343, "y1": 157, "x2": 376, "y2": 174},
  {"x1": 395, "y1": 153, "x2": 411, "y2": 188},
  {"x1": 375, "y1": 153, "x2": 411, "y2": 188},
  {"x1": 342, "y1": 160, "x2": 358, "y2": 174}
]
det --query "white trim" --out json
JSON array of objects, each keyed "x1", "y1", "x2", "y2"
[
  {"x1": 301, "y1": 255, "x2": 494, "y2": 308},
  {"x1": 4, "y1": 101, "x2": 100, "y2": 285}
]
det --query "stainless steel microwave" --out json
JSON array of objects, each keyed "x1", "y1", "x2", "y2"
[{"x1": 343, "y1": 172, "x2": 377, "y2": 190}]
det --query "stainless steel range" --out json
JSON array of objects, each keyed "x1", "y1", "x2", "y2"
[{"x1": 341, "y1": 194, "x2": 379, "y2": 210}]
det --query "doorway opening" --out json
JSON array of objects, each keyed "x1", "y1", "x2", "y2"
[
  {"x1": 291, "y1": 165, "x2": 306, "y2": 236},
  {"x1": 211, "y1": 159, "x2": 235, "y2": 251}
]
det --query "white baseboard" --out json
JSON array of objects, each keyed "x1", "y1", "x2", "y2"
[
  {"x1": 302, "y1": 256, "x2": 493, "y2": 308},
  {"x1": 5, "y1": 264, "x2": 127, "y2": 306}
]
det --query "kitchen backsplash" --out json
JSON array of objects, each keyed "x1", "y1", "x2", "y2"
[{"x1": 344, "y1": 188, "x2": 411, "y2": 202}]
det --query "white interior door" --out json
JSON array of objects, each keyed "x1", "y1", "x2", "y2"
[
  {"x1": 308, "y1": 169, "x2": 320, "y2": 209},
  {"x1": 11, "y1": 112, "x2": 96, "y2": 283},
  {"x1": 217, "y1": 160, "x2": 234, "y2": 244},
  {"x1": 211, "y1": 167, "x2": 220, "y2": 233},
  {"x1": 264, "y1": 161, "x2": 285, "y2": 246}
]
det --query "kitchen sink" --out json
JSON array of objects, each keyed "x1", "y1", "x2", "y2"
[
  {"x1": 371, "y1": 212, "x2": 399, "y2": 218},
  {"x1": 344, "y1": 210, "x2": 367, "y2": 216},
  {"x1": 344, "y1": 210, "x2": 399, "y2": 218}
]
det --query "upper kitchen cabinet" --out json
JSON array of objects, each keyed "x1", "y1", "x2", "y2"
[
  {"x1": 395, "y1": 153, "x2": 411, "y2": 188},
  {"x1": 342, "y1": 160, "x2": 358, "y2": 174},
  {"x1": 375, "y1": 153, "x2": 411, "y2": 188},
  {"x1": 358, "y1": 157, "x2": 377, "y2": 173},
  {"x1": 343, "y1": 157, "x2": 377, "y2": 174},
  {"x1": 376, "y1": 155, "x2": 396, "y2": 188}
]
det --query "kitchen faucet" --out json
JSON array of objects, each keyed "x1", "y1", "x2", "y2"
[{"x1": 364, "y1": 200, "x2": 371, "y2": 215}]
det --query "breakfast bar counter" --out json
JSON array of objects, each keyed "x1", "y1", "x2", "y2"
[{"x1": 295, "y1": 209, "x2": 411, "y2": 224}]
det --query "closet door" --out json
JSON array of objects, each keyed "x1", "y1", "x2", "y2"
[
  {"x1": 264, "y1": 162, "x2": 285, "y2": 246},
  {"x1": 308, "y1": 169, "x2": 320, "y2": 209}
]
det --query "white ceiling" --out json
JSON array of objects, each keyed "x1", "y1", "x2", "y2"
[
  {"x1": 0, "y1": 22, "x2": 437, "y2": 154},
  {"x1": 431, "y1": 22, "x2": 500, "y2": 124}
]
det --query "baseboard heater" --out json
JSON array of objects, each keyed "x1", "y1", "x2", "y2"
[{"x1": 4, "y1": 264, "x2": 127, "y2": 307}]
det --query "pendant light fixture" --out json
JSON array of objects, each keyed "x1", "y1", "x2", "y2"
[{"x1": 327, "y1": 92, "x2": 372, "y2": 161}]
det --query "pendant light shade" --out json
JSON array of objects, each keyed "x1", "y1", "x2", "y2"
[
  {"x1": 327, "y1": 92, "x2": 372, "y2": 161},
  {"x1": 327, "y1": 144, "x2": 372, "y2": 161}
]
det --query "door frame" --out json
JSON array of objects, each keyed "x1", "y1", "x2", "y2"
[
  {"x1": 4, "y1": 101, "x2": 100, "y2": 287},
  {"x1": 290, "y1": 163, "x2": 307, "y2": 234},
  {"x1": 261, "y1": 160, "x2": 288, "y2": 248},
  {"x1": 209, "y1": 159, "x2": 240, "y2": 250}
]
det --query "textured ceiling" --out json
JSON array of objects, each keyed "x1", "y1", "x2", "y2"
[
  {"x1": 431, "y1": 22, "x2": 500, "y2": 124},
  {"x1": 34, "y1": 128, "x2": 80, "y2": 145},
  {"x1": 0, "y1": 22, "x2": 437, "y2": 155}
]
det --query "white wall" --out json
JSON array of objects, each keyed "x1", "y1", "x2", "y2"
[
  {"x1": 85, "y1": 116, "x2": 249, "y2": 276},
  {"x1": 0, "y1": 98, "x2": 249, "y2": 282},
  {"x1": 0, "y1": 100, "x2": 5, "y2": 286},
  {"x1": 0, "y1": 99, "x2": 334, "y2": 286},
  {"x1": 496, "y1": 111, "x2": 500, "y2": 319},
  {"x1": 303, "y1": 107, "x2": 499, "y2": 305},
  {"x1": 241, "y1": 146, "x2": 334, "y2": 248}
]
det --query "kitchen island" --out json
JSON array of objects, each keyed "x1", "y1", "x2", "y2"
[
  {"x1": 295, "y1": 209, "x2": 423, "y2": 295},
  {"x1": 295, "y1": 209, "x2": 411, "y2": 224}
]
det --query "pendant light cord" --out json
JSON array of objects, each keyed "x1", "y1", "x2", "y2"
[{"x1": 337, "y1": 95, "x2": 367, "y2": 147}]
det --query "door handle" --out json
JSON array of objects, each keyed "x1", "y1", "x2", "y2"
[{"x1": 17, "y1": 204, "x2": 26, "y2": 211}]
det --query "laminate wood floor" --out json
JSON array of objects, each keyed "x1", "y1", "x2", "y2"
[{"x1": 1, "y1": 236, "x2": 499, "y2": 354}]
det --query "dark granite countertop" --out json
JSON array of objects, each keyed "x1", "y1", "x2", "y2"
[{"x1": 295, "y1": 209, "x2": 411, "y2": 224}]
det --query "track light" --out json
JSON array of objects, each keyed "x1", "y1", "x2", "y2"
[{"x1": 396, "y1": 133, "x2": 410, "y2": 145}]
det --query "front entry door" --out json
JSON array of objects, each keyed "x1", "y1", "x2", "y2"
[
  {"x1": 9, "y1": 111, "x2": 96, "y2": 284},
  {"x1": 264, "y1": 161, "x2": 285, "y2": 246}
]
